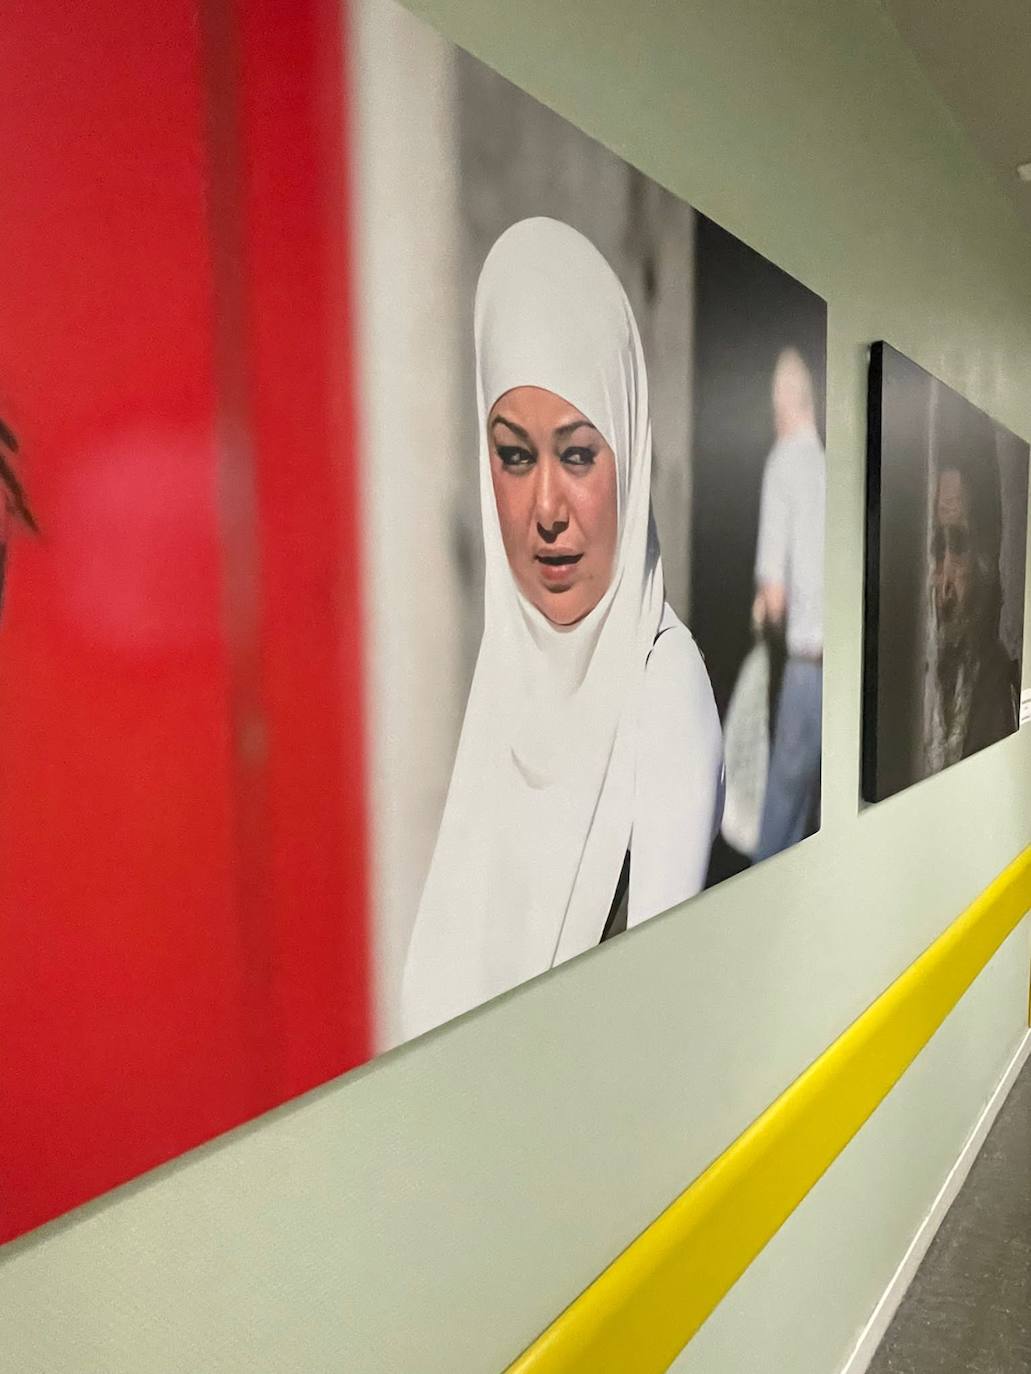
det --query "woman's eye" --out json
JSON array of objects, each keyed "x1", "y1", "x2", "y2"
[
  {"x1": 560, "y1": 447, "x2": 596, "y2": 467},
  {"x1": 497, "y1": 445, "x2": 534, "y2": 468}
]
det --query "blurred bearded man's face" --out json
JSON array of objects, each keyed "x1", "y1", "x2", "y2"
[{"x1": 931, "y1": 468, "x2": 976, "y2": 653}]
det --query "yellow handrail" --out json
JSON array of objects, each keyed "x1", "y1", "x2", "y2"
[{"x1": 506, "y1": 846, "x2": 1031, "y2": 1374}]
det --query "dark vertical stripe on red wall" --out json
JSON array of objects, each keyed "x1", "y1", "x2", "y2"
[
  {"x1": 200, "y1": 0, "x2": 284, "y2": 1106},
  {"x1": 223, "y1": 0, "x2": 372, "y2": 1088}
]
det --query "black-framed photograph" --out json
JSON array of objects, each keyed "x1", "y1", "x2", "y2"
[{"x1": 863, "y1": 342, "x2": 1029, "y2": 802}]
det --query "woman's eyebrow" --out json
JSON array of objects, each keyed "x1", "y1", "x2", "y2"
[
  {"x1": 490, "y1": 414, "x2": 530, "y2": 441},
  {"x1": 554, "y1": 419, "x2": 598, "y2": 439}
]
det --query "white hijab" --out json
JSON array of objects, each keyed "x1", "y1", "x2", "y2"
[{"x1": 401, "y1": 217, "x2": 665, "y2": 1039}]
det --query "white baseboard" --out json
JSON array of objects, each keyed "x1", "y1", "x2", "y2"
[{"x1": 839, "y1": 1026, "x2": 1031, "y2": 1374}]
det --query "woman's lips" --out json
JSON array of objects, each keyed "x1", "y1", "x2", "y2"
[{"x1": 536, "y1": 552, "x2": 582, "y2": 585}]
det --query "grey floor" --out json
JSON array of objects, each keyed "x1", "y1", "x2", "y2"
[{"x1": 867, "y1": 1057, "x2": 1031, "y2": 1374}]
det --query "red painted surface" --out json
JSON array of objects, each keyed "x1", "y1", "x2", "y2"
[
  {"x1": 0, "y1": 0, "x2": 369, "y2": 1242},
  {"x1": 231, "y1": 0, "x2": 370, "y2": 1101}
]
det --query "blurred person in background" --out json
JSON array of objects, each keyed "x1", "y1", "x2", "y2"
[
  {"x1": 923, "y1": 395, "x2": 1018, "y2": 774},
  {"x1": 751, "y1": 348, "x2": 824, "y2": 859},
  {"x1": 0, "y1": 417, "x2": 36, "y2": 618},
  {"x1": 402, "y1": 218, "x2": 723, "y2": 1040}
]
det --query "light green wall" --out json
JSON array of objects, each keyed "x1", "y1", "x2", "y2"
[
  {"x1": 673, "y1": 918, "x2": 1030, "y2": 1374},
  {"x1": 3, "y1": 2, "x2": 1030, "y2": 1372}
]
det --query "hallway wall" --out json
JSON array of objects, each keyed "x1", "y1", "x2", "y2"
[{"x1": 2, "y1": 0, "x2": 1030, "y2": 1370}]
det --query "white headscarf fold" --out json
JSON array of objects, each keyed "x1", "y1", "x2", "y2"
[{"x1": 402, "y1": 217, "x2": 665, "y2": 1038}]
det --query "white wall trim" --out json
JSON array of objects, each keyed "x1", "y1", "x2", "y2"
[{"x1": 839, "y1": 1026, "x2": 1031, "y2": 1374}]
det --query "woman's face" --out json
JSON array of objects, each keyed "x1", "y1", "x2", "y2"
[{"x1": 488, "y1": 386, "x2": 618, "y2": 627}]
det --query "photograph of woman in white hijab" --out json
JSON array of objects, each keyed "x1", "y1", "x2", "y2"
[
  {"x1": 353, "y1": 0, "x2": 827, "y2": 1048},
  {"x1": 401, "y1": 219, "x2": 723, "y2": 1039}
]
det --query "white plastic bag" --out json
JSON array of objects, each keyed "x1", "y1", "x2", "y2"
[{"x1": 720, "y1": 640, "x2": 770, "y2": 858}]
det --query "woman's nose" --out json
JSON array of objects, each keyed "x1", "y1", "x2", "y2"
[{"x1": 534, "y1": 456, "x2": 568, "y2": 535}]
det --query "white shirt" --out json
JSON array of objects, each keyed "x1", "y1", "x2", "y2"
[{"x1": 755, "y1": 425, "x2": 825, "y2": 658}]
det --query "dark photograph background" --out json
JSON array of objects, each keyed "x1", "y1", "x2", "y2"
[{"x1": 692, "y1": 218, "x2": 827, "y2": 884}]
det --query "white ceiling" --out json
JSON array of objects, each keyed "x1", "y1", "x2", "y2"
[{"x1": 886, "y1": 0, "x2": 1031, "y2": 231}]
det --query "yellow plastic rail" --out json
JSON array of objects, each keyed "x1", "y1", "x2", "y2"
[{"x1": 507, "y1": 847, "x2": 1031, "y2": 1374}]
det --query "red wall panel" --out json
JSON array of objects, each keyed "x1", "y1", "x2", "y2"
[
  {"x1": 0, "y1": 0, "x2": 368, "y2": 1241},
  {"x1": 228, "y1": 0, "x2": 371, "y2": 1099}
]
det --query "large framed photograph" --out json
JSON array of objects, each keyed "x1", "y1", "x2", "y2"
[
  {"x1": 358, "y1": 0, "x2": 828, "y2": 1044},
  {"x1": 863, "y1": 342, "x2": 1029, "y2": 803}
]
